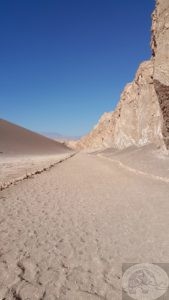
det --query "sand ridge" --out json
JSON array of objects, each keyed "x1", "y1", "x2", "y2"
[
  {"x1": 0, "y1": 119, "x2": 69, "y2": 155},
  {"x1": 0, "y1": 153, "x2": 75, "y2": 191}
]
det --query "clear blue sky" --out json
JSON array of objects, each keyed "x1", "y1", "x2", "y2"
[{"x1": 0, "y1": 0, "x2": 155, "y2": 136}]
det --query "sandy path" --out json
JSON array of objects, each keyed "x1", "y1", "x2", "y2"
[
  {"x1": 0, "y1": 153, "x2": 169, "y2": 300},
  {"x1": 0, "y1": 153, "x2": 74, "y2": 190}
]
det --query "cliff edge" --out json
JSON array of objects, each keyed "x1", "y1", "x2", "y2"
[{"x1": 74, "y1": 0, "x2": 169, "y2": 152}]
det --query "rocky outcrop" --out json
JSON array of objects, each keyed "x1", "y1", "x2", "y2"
[
  {"x1": 74, "y1": 0, "x2": 169, "y2": 151},
  {"x1": 152, "y1": 0, "x2": 169, "y2": 149},
  {"x1": 112, "y1": 61, "x2": 163, "y2": 149}
]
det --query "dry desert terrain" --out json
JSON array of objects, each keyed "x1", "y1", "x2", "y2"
[{"x1": 0, "y1": 147, "x2": 169, "y2": 300}]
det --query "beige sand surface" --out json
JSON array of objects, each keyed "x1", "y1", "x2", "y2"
[
  {"x1": 0, "y1": 119, "x2": 69, "y2": 156},
  {"x1": 0, "y1": 118, "x2": 73, "y2": 190},
  {"x1": 0, "y1": 153, "x2": 74, "y2": 190},
  {"x1": 97, "y1": 144, "x2": 169, "y2": 181},
  {"x1": 0, "y1": 153, "x2": 169, "y2": 299}
]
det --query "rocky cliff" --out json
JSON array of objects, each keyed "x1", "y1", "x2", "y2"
[
  {"x1": 75, "y1": 0, "x2": 169, "y2": 151},
  {"x1": 152, "y1": 0, "x2": 169, "y2": 149}
]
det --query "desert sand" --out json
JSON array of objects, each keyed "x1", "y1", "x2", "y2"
[
  {"x1": 0, "y1": 153, "x2": 74, "y2": 191},
  {"x1": 98, "y1": 144, "x2": 169, "y2": 182},
  {"x1": 0, "y1": 119, "x2": 69, "y2": 156},
  {"x1": 1, "y1": 0, "x2": 169, "y2": 298},
  {"x1": 0, "y1": 119, "x2": 74, "y2": 190},
  {"x1": 0, "y1": 151, "x2": 169, "y2": 300}
]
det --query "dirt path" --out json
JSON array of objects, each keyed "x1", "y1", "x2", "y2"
[{"x1": 0, "y1": 153, "x2": 169, "y2": 300}]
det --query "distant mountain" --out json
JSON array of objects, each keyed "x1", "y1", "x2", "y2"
[
  {"x1": 0, "y1": 119, "x2": 70, "y2": 155},
  {"x1": 41, "y1": 132, "x2": 81, "y2": 142}
]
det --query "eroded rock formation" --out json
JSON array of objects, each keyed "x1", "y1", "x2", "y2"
[
  {"x1": 152, "y1": 0, "x2": 169, "y2": 149},
  {"x1": 75, "y1": 0, "x2": 169, "y2": 151}
]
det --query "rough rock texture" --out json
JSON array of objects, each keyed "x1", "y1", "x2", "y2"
[
  {"x1": 75, "y1": 0, "x2": 169, "y2": 151},
  {"x1": 152, "y1": 0, "x2": 169, "y2": 149}
]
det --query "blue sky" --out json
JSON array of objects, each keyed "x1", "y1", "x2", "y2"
[{"x1": 0, "y1": 0, "x2": 155, "y2": 136}]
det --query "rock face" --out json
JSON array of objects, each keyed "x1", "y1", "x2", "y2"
[
  {"x1": 152, "y1": 0, "x2": 169, "y2": 149},
  {"x1": 75, "y1": 0, "x2": 169, "y2": 151}
]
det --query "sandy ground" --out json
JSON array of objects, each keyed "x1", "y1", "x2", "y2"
[
  {"x1": 97, "y1": 144, "x2": 169, "y2": 181},
  {"x1": 0, "y1": 153, "x2": 169, "y2": 299},
  {"x1": 0, "y1": 153, "x2": 74, "y2": 190}
]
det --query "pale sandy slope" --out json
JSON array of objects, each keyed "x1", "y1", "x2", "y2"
[
  {"x1": 0, "y1": 153, "x2": 169, "y2": 300},
  {"x1": 0, "y1": 119, "x2": 73, "y2": 190},
  {"x1": 0, "y1": 119, "x2": 69, "y2": 155}
]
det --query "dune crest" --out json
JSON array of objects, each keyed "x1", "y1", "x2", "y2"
[{"x1": 0, "y1": 119, "x2": 69, "y2": 156}]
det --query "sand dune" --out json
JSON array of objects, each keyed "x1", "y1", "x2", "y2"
[
  {"x1": 0, "y1": 119, "x2": 69, "y2": 156},
  {"x1": 0, "y1": 119, "x2": 74, "y2": 191}
]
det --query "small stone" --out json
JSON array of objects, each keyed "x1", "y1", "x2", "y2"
[{"x1": 17, "y1": 283, "x2": 44, "y2": 300}]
